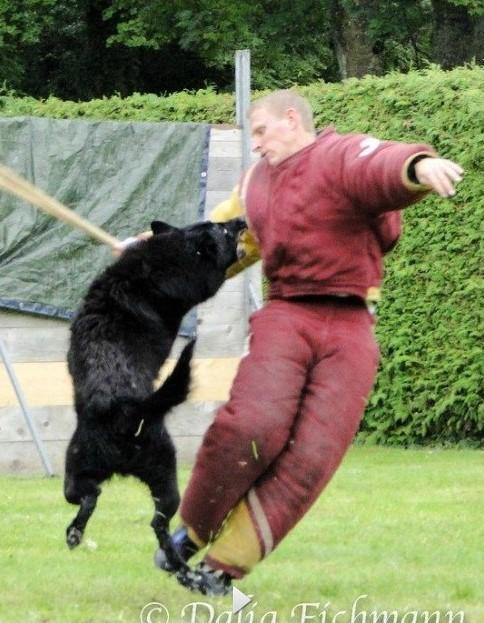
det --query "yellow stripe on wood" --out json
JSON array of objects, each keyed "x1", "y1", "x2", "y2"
[{"x1": 0, "y1": 358, "x2": 241, "y2": 408}]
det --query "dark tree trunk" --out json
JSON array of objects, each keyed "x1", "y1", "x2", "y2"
[
  {"x1": 331, "y1": 1, "x2": 383, "y2": 80},
  {"x1": 431, "y1": 0, "x2": 484, "y2": 68},
  {"x1": 85, "y1": 0, "x2": 136, "y2": 98}
]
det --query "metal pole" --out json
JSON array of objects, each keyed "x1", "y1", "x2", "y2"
[
  {"x1": 235, "y1": 50, "x2": 256, "y2": 320},
  {"x1": 0, "y1": 339, "x2": 55, "y2": 476},
  {"x1": 235, "y1": 49, "x2": 251, "y2": 171},
  {"x1": 235, "y1": 50, "x2": 262, "y2": 316}
]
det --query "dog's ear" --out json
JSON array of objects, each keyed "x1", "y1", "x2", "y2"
[{"x1": 151, "y1": 221, "x2": 179, "y2": 235}]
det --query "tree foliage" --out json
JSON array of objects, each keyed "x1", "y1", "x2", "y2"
[
  {"x1": 105, "y1": 0, "x2": 336, "y2": 88},
  {"x1": 343, "y1": 0, "x2": 434, "y2": 72},
  {"x1": 447, "y1": 0, "x2": 484, "y2": 15},
  {"x1": 0, "y1": 1, "x2": 482, "y2": 101},
  {"x1": 0, "y1": 0, "x2": 55, "y2": 89}
]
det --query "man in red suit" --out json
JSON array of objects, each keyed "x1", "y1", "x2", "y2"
[{"x1": 157, "y1": 90, "x2": 463, "y2": 596}]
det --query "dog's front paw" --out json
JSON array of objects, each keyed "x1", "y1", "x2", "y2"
[{"x1": 66, "y1": 526, "x2": 83, "y2": 549}]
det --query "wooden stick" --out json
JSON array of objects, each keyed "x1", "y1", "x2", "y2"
[{"x1": 0, "y1": 164, "x2": 121, "y2": 249}]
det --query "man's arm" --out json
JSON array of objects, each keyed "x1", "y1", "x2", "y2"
[{"x1": 335, "y1": 133, "x2": 464, "y2": 214}]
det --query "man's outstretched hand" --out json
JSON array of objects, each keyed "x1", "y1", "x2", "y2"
[{"x1": 415, "y1": 158, "x2": 464, "y2": 198}]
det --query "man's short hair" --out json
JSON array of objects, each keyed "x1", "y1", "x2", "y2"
[{"x1": 249, "y1": 90, "x2": 315, "y2": 133}]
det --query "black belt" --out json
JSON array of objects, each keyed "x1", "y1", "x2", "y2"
[{"x1": 288, "y1": 294, "x2": 367, "y2": 307}]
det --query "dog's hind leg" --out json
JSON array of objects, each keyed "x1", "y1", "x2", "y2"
[
  {"x1": 150, "y1": 486, "x2": 187, "y2": 572},
  {"x1": 137, "y1": 456, "x2": 186, "y2": 572},
  {"x1": 64, "y1": 476, "x2": 101, "y2": 549}
]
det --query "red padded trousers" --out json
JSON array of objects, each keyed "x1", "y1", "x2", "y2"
[{"x1": 180, "y1": 297, "x2": 380, "y2": 577}]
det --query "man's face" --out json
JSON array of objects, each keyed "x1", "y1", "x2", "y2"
[{"x1": 250, "y1": 107, "x2": 296, "y2": 166}]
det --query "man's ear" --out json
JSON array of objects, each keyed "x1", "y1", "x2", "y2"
[
  {"x1": 286, "y1": 107, "x2": 299, "y2": 130},
  {"x1": 151, "y1": 221, "x2": 179, "y2": 235}
]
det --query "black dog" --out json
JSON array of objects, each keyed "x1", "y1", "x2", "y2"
[{"x1": 64, "y1": 217, "x2": 246, "y2": 570}]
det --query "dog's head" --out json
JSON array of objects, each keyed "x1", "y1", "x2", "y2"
[
  {"x1": 128, "y1": 217, "x2": 248, "y2": 306},
  {"x1": 150, "y1": 217, "x2": 247, "y2": 273}
]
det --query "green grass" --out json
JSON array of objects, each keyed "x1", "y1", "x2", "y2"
[{"x1": 0, "y1": 447, "x2": 482, "y2": 623}]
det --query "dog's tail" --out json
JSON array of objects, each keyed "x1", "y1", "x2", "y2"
[
  {"x1": 141, "y1": 338, "x2": 196, "y2": 416},
  {"x1": 112, "y1": 338, "x2": 196, "y2": 433}
]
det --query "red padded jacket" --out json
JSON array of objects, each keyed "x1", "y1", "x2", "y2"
[{"x1": 245, "y1": 128, "x2": 435, "y2": 301}]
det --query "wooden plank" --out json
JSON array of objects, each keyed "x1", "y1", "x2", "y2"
[
  {"x1": 0, "y1": 311, "x2": 248, "y2": 363},
  {"x1": 0, "y1": 399, "x2": 222, "y2": 473},
  {"x1": 159, "y1": 331, "x2": 246, "y2": 359},
  {"x1": 208, "y1": 156, "x2": 242, "y2": 174},
  {"x1": 0, "y1": 358, "x2": 241, "y2": 407},
  {"x1": 210, "y1": 128, "x2": 241, "y2": 141},
  {"x1": 190, "y1": 358, "x2": 240, "y2": 400},
  {"x1": 0, "y1": 326, "x2": 69, "y2": 363},
  {"x1": 198, "y1": 294, "x2": 246, "y2": 325},
  {"x1": 0, "y1": 400, "x2": 221, "y2": 473},
  {"x1": 0, "y1": 361, "x2": 73, "y2": 407},
  {"x1": 0, "y1": 405, "x2": 76, "y2": 442},
  {"x1": 0, "y1": 310, "x2": 69, "y2": 329},
  {"x1": 206, "y1": 167, "x2": 240, "y2": 192},
  {"x1": 190, "y1": 315, "x2": 245, "y2": 355},
  {"x1": 209, "y1": 141, "x2": 241, "y2": 158},
  {"x1": 0, "y1": 435, "x2": 204, "y2": 473},
  {"x1": 0, "y1": 440, "x2": 69, "y2": 475},
  {"x1": 0, "y1": 401, "x2": 221, "y2": 443},
  {"x1": 195, "y1": 326, "x2": 247, "y2": 358},
  {"x1": 198, "y1": 311, "x2": 247, "y2": 334},
  {"x1": 208, "y1": 272, "x2": 245, "y2": 293},
  {"x1": 166, "y1": 400, "x2": 220, "y2": 435},
  {"x1": 0, "y1": 301, "x2": 249, "y2": 362}
]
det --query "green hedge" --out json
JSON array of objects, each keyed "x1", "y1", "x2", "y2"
[
  {"x1": 1, "y1": 66, "x2": 482, "y2": 446},
  {"x1": 304, "y1": 68, "x2": 483, "y2": 447},
  {"x1": 0, "y1": 88, "x2": 236, "y2": 124}
]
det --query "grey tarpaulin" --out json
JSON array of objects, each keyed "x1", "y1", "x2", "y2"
[{"x1": 0, "y1": 117, "x2": 210, "y2": 336}]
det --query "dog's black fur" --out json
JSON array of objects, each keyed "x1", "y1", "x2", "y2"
[{"x1": 64, "y1": 217, "x2": 246, "y2": 568}]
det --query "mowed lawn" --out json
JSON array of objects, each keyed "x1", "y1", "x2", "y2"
[{"x1": 0, "y1": 447, "x2": 482, "y2": 623}]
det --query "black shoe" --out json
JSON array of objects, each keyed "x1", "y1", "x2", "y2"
[
  {"x1": 154, "y1": 526, "x2": 199, "y2": 573},
  {"x1": 176, "y1": 562, "x2": 232, "y2": 596}
]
